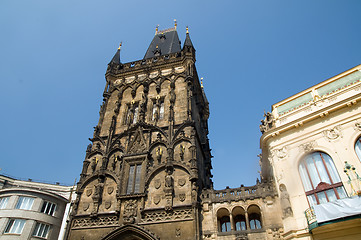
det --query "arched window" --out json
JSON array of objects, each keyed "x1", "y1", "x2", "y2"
[
  {"x1": 220, "y1": 216, "x2": 231, "y2": 232},
  {"x1": 234, "y1": 215, "x2": 247, "y2": 231},
  {"x1": 248, "y1": 205, "x2": 262, "y2": 230},
  {"x1": 299, "y1": 152, "x2": 347, "y2": 206},
  {"x1": 232, "y1": 206, "x2": 246, "y2": 231},
  {"x1": 217, "y1": 208, "x2": 231, "y2": 232},
  {"x1": 355, "y1": 136, "x2": 361, "y2": 161}
]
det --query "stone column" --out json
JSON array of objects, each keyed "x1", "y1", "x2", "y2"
[{"x1": 245, "y1": 211, "x2": 251, "y2": 230}]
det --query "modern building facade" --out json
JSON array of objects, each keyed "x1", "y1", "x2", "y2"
[
  {"x1": 0, "y1": 174, "x2": 75, "y2": 240},
  {"x1": 64, "y1": 24, "x2": 361, "y2": 240}
]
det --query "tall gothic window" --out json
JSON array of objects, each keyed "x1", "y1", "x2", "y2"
[
  {"x1": 299, "y1": 152, "x2": 347, "y2": 206},
  {"x1": 152, "y1": 99, "x2": 164, "y2": 121},
  {"x1": 125, "y1": 103, "x2": 139, "y2": 125},
  {"x1": 355, "y1": 136, "x2": 361, "y2": 161},
  {"x1": 126, "y1": 164, "x2": 142, "y2": 194}
]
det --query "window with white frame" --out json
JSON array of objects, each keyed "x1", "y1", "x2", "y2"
[
  {"x1": 126, "y1": 164, "x2": 142, "y2": 194},
  {"x1": 32, "y1": 222, "x2": 51, "y2": 239},
  {"x1": 299, "y1": 152, "x2": 347, "y2": 206},
  {"x1": 0, "y1": 197, "x2": 10, "y2": 209},
  {"x1": 15, "y1": 196, "x2": 34, "y2": 210},
  {"x1": 4, "y1": 219, "x2": 26, "y2": 234},
  {"x1": 355, "y1": 136, "x2": 361, "y2": 161},
  {"x1": 41, "y1": 201, "x2": 57, "y2": 216}
]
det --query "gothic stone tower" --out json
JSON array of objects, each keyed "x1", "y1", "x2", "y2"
[{"x1": 67, "y1": 25, "x2": 213, "y2": 240}]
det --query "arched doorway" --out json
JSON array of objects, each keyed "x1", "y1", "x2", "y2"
[{"x1": 101, "y1": 224, "x2": 158, "y2": 240}]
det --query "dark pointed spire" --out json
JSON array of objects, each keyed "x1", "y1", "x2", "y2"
[
  {"x1": 183, "y1": 26, "x2": 194, "y2": 49},
  {"x1": 109, "y1": 43, "x2": 122, "y2": 65}
]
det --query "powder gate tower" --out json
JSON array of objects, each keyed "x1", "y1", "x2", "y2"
[{"x1": 67, "y1": 24, "x2": 213, "y2": 240}]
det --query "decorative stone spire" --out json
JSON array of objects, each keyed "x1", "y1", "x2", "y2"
[
  {"x1": 109, "y1": 42, "x2": 122, "y2": 65},
  {"x1": 183, "y1": 26, "x2": 194, "y2": 49}
]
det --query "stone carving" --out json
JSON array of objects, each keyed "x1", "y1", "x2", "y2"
[
  {"x1": 86, "y1": 189, "x2": 92, "y2": 197},
  {"x1": 141, "y1": 208, "x2": 193, "y2": 223},
  {"x1": 153, "y1": 195, "x2": 161, "y2": 205},
  {"x1": 104, "y1": 201, "x2": 111, "y2": 209},
  {"x1": 107, "y1": 186, "x2": 114, "y2": 195},
  {"x1": 299, "y1": 141, "x2": 317, "y2": 153},
  {"x1": 191, "y1": 182, "x2": 198, "y2": 203},
  {"x1": 92, "y1": 178, "x2": 105, "y2": 215},
  {"x1": 178, "y1": 178, "x2": 186, "y2": 187},
  {"x1": 72, "y1": 215, "x2": 119, "y2": 229},
  {"x1": 154, "y1": 179, "x2": 161, "y2": 189},
  {"x1": 179, "y1": 144, "x2": 185, "y2": 161},
  {"x1": 83, "y1": 202, "x2": 89, "y2": 211},
  {"x1": 323, "y1": 125, "x2": 341, "y2": 141},
  {"x1": 179, "y1": 193, "x2": 186, "y2": 202},
  {"x1": 279, "y1": 184, "x2": 293, "y2": 218},
  {"x1": 164, "y1": 169, "x2": 174, "y2": 211},
  {"x1": 260, "y1": 111, "x2": 274, "y2": 133},
  {"x1": 156, "y1": 147, "x2": 162, "y2": 163},
  {"x1": 355, "y1": 122, "x2": 361, "y2": 131},
  {"x1": 271, "y1": 146, "x2": 288, "y2": 160},
  {"x1": 175, "y1": 227, "x2": 181, "y2": 237},
  {"x1": 128, "y1": 133, "x2": 147, "y2": 154},
  {"x1": 267, "y1": 228, "x2": 284, "y2": 240},
  {"x1": 123, "y1": 199, "x2": 137, "y2": 223}
]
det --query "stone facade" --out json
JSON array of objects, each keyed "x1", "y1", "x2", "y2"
[{"x1": 66, "y1": 25, "x2": 361, "y2": 240}]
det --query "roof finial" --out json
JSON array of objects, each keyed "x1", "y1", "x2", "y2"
[
  {"x1": 201, "y1": 77, "x2": 204, "y2": 88},
  {"x1": 155, "y1": 25, "x2": 159, "y2": 35},
  {"x1": 118, "y1": 42, "x2": 122, "y2": 50},
  {"x1": 174, "y1": 19, "x2": 177, "y2": 30},
  {"x1": 186, "y1": 26, "x2": 189, "y2": 34}
]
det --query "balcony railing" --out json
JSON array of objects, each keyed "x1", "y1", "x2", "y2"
[{"x1": 305, "y1": 196, "x2": 361, "y2": 231}]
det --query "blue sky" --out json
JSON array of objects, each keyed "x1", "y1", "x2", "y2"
[{"x1": 0, "y1": 1, "x2": 360, "y2": 189}]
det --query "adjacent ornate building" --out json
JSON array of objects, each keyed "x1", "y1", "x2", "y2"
[{"x1": 66, "y1": 24, "x2": 361, "y2": 240}]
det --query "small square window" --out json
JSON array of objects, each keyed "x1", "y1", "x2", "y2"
[
  {"x1": 16, "y1": 196, "x2": 34, "y2": 210},
  {"x1": 41, "y1": 201, "x2": 57, "y2": 216}
]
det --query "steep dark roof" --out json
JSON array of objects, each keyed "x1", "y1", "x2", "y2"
[
  {"x1": 144, "y1": 28, "x2": 181, "y2": 59},
  {"x1": 109, "y1": 48, "x2": 121, "y2": 65}
]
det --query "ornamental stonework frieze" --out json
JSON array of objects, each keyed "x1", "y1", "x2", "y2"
[
  {"x1": 72, "y1": 215, "x2": 119, "y2": 229},
  {"x1": 299, "y1": 141, "x2": 317, "y2": 153},
  {"x1": 141, "y1": 208, "x2": 193, "y2": 223},
  {"x1": 323, "y1": 125, "x2": 342, "y2": 141}
]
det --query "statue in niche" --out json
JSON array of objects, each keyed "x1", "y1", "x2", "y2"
[
  {"x1": 169, "y1": 83, "x2": 176, "y2": 105},
  {"x1": 156, "y1": 147, "x2": 162, "y2": 163},
  {"x1": 164, "y1": 168, "x2": 174, "y2": 211},
  {"x1": 165, "y1": 169, "x2": 174, "y2": 189},
  {"x1": 191, "y1": 182, "x2": 198, "y2": 203},
  {"x1": 180, "y1": 145, "x2": 185, "y2": 161},
  {"x1": 91, "y1": 177, "x2": 105, "y2": 215},
  {"x1": 279, "y1": 184, "x2": 293, "y2": 218},
  {"x1": 90, "y1": 158, "x2": 97, "y2": 172}
]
